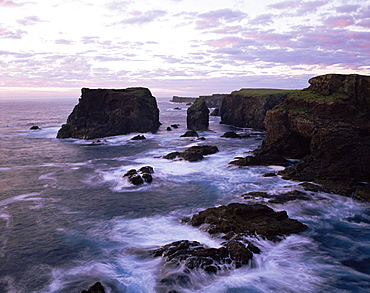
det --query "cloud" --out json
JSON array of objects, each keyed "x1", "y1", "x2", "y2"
[
  {"x1": 0, "y1": 26, "x2": 27, "y2": 39},
  {"x1": 120, "y1": 10, "x2": 167, "y2": 25},
  {"x1": 323, "y1": 15, "x2": 354, "y2": 27},
  {"x1": 335, "y1": 4, "x2": 360, "y2": 13},
  {"x1": 268, "y1": 0, "x2": 329, "y2": 15},
  {"x1": 249, "y1": 14, "x2": 275, "y2": 26},
  {"x1": 0, "y1": 0, "x2": 21, "y2": 7},
  {"x1": 55, "y1": 39, "x2": 75, "y2": 45},
  {"x1": 196, "y1": 8, "x2": 247, "y2": 30},
  {"x1": 17, "y1": 16, "x2": 44, "y2": 26}
]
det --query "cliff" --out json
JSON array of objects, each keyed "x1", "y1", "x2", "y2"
[
  {"x1": 57, "y1": 87, "x2": 160, "y2": 139},
  {"x1": 186, "y1": 98, "x2": 209, "y2": 131},
  {"x1": 249, "y1": 74, "x2": 370, "y2": 198},
  {"x1": 171, "y1": 96, "x2": 197, "y2": 103},
  {"x1": 199, "y1": 94, "x2": 227, "y2": 108},
  {"x1": 219, "y1": 90, "x2": 295, "y2": 130}
]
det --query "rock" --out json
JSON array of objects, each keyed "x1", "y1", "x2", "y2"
[
  {"x1": 164, "y1": 145, "x2": 219, "y2": 162},
  {"x1": 210, "y1": 108, "x2": 219, "y2": 116},
  {"x1": 191, "y1": 203, "x2": 307, "y2": 241},
  {"x1": 353, "y1": 185, "x2": 370, "y2": 201},
  {"x1": 254, "y1": 74, "x2": 370, "y2": 197},
  {"x1": 180, "y1": 130, "x2": 199, "y2": 137},
  {"x1": 171, "y1": 124, "x2": 179, "y2": 128},
  {"x1": 186, "y1": 98, "x2": 209, "y2": 131},
  {"x1": 152, "y1": 239, "x2": 253, "y2": 273},
  {"x1": 123, "y1": 166, "x2": 154, "y2": 185},
  {"x1": 81, "y1": 282, "x2": 106, "y2": 293},
  {"x1": 199, "y1": 94, "x2": 227, "y2": 108},
  {"x1": 30, "y1": 125, "x2": 40, "y2": 130},
  {"x1": 166, "y1": 127, "x2": 172, "y2": 131},
  {"x1": 131, "y1": 135, "x2": 146, "y2": 140},
  {"x1": 299, "y1": 182, "x2": 331, "y2": 193},
  {"x1": 57, "y1": 87, "x2": 160, "y2": 139},
  {"x1": 242, "y1": 190, "x2": 310, "y2": 203},
  {"x1": 219, "y1": 92, "x2": 289, "y2": 130},
  {"x1": 262, "y1": 172, "x2": 277, "y2": 177},
  {"x1": 221, "y1": 131, "x2": 241, "y2": 138},
  {"x1": 229, "y1": 154, "x2": 290, "y2": 167}
]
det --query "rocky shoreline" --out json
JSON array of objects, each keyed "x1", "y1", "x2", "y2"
[{"x1": 60, "y1": 74, "x2": 369, "y2": 293}]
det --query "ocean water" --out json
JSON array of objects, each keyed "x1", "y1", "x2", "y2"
[{"x1": 0, "y1": 97, "x2": 369, "y2": 293}]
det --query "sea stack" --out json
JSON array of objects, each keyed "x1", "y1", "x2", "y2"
[
  {"x1": 57, "y1": 87, "x2": 160, "y2": 139},
  {"x1": 186, "y1": 98, "x2": 209, "y2": 131}
]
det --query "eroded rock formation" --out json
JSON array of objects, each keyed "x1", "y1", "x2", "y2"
[
  {"x1": 242, "y1": 74, "x2": 370, "y2": 197},
  {"x1": 186, "y1": 98, "x2": 209, "y2": 131},
  {"x1": 57, "y1": 87, "x2": 160, "y2": 139}
]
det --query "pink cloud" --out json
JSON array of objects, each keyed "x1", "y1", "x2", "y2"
[
  {"x1": 17, "y1": 16, "x2": 44, "y2": 26},
  {"x1": 268, "y1": 0, "x2": 329, "y2": 15},
  {"x1": 55, "y1": 39, "x2": 74, "y2": 45},
  {"x1": 0, "y1": 0, "x2": 20, "y2": 7},
  {"x1": 0, "y1": 26, "x2": 26, "y2": 39},
  {"x1": 357, "y1": 19, "x2": 370, "y2": 28},
  {"x1": 335, "y1": 4, "x2": 360, "y2": 13},
  {"x1": 324, "y1": 16, "x2": 354, "y2": 27},
  {"x1": 249, "y1": 14, "x2": 275, "y2": 26}
]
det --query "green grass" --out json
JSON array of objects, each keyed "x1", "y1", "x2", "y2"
[
  {"x1": 231, "y1": 88, "x2": 300, "y2": 96},
  {"x1": 289, "y1": 90, "x2": 350, "y2": 103}
]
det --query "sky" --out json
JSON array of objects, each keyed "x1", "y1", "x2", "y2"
[{"x1": 0, "y1": 0, "x2": 369, "y2": 99}]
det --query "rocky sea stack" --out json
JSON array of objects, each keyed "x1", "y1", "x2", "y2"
[
  {"x1": 57, "y1": 87, "x2": 160, "y2": 139},
  {"x1": 186, "y1": 98, "x2": 209, "y2": 131},
  {"x1": 247, "y1": 74, "x2": 370, "y2": 198}
]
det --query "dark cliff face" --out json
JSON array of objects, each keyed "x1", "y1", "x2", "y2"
[
  {"x1": 219, "y1": 93, "x2": 288, "y2": 130},
  {"x1": 256, "y1": 73, "x2": 370, "y2": 196},
  {"x1": 57, "y1": 87, "x2": 160, "y2": 139},
  {"x1": 186, "y1": 98, "x2": 209, "y2": 131}
]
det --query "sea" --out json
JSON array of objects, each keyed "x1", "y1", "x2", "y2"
[{"x1": 0, "y1": 97, "x2": 369, "y2": 293}]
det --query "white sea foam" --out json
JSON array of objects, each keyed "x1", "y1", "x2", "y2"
[{"x1": 0, "y1": 192, "x2": 43, "y2": 206}]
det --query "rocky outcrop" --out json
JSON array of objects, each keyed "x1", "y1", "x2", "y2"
[
  {"x1": 164, "y1": 145, "x2": 219, "y2": 162},
  {"x1": 191, "y1": 203, "x2": 307, "y2": 241},
  {"x1": 186, "y1": 98, "x2": 209, "y2": 131},
  {"x1": 247, "y1": 74, "x2": 370, "y2": 197},
  {"x1": 171, "y1": 96, "x2": 197, "y2": 103},
  {"x1": 123, "y1": 166, "x2": 154, "y2": 185},
  {"x1": 81, "y1": 282, "x2": 106, "y2": 293},
  {"x1": 57, "y1": 87, "x2": 160, "y2": 139},
  {"x1": 199, "y1": 94, "x2": 227, "y2": 108},
  {"x1": 219, "y1": 92, "x2": 289, "y2": 130}
]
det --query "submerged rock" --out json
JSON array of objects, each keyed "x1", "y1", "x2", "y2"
[
  {"x1": 131, "y1": 134, "x2": 146, "y2": 140},
  {"x1": 30, "y1": 125, "x2": 40, "y2": 130},
  {"x1": 163, "y1": 145, "x2": 219, "y2": 162},
  {"x1": 180, "y1": 130, "x2": 199, "y2": 137},
  {"x1": 57, "y1": 87, "x2": 160, "y2": 139},
  {"x1": 123, "y1": 166, "x2": 154, "y2": 185},
  {"x1": 81, "y1": 282, "x2": 106, "y2": 293},
  {"x1": 242, "y1": 190, "x2": 310, "y2": 203}
]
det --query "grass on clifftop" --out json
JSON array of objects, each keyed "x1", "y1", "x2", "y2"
[
  {"x1": 231, "y1": 88, "x2": 300, "y2": 96},
  {"x1": 289, "y1": 89, "x2": 350, "y2": 103}
]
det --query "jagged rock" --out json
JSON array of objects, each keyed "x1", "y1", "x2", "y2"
[
  {"x1": 131, "y1": 135, "x2": 146, "y2": 140},
  {"x1": 353, "y1": 185, "x2": 370, "y2": 202},
  {"x1": 30, "y1": 125, "x2": 40, "y2": 130},
  {"x1": 81, "y1": 282, "x2": 106, "y2": 293},
  {"x1": 180, "y1": 130, "x2": 199, "y2": 137},
  {"x1": 186, "y1": 98, "x2": 209, "y2": 131},
  {"x1": 221, "y1": 131, "x2": 241, "y2": 138},
  {"x1": 171, "y1": 124, "x2": 179, "y2": 128},
  {"x1": 219, "y1": 92, "x2": 289, "y2": 130},
  {"x1": 123, "y1": 166, "x2": 154, "y2": 185},
  {"x1": 166, "y1": 127, "x2": 172, "y2": 131},
  {"x1": 191, "y1": 203, "x2": 307, "y2": 241},
  {"x1": 163, "y1": 145, "x2": 219, "y2": 162},
  {"x1": 57, "y1": 87, "x2": 160, "y2": 139},
  {"x1": 152, "y1": 239, "x2": 253, "y2": 273}
]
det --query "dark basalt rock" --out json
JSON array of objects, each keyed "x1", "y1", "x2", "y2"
[
  {"x1": 57, "y1": 87, "x2": 160, "y2": 139},
  {"x1": 221, "y1": 131, "x2": 241, "y2": 138},
  {"x1": 242, "y1": 190, "x2": 310, "y2": 203},
  {"x1": 131, "y1": 134, "x2": 146, "y2": 140},
  {"x1": 152, "y1": 239, "x2": 253, "y2": 273},
  {"x1": 210, "y1": 108, "x2": 219, "y2": 116},
  {"x1": 171, "y1": 124, "x2": 179, "y2": 129},
  {"x1": 229, "y1": 154, "x2": 290, "y2": 167},
  {"x1": 186, "y1": 98, "x2": 209, "y2": 131},
  {"x1": 81, "y1": 282, "x2": 106, "y2": 293},
  {"x1": 123, "y1": 166, "x2": 154, "y2": 185},
  {"x1": 191, "y1": 203, "x2": 307, "y2": 241},
  {"x1": 180, "y1": 130, "x2": 199, "y2": 137},
  {"x1": 163, "y1": 145, "x2": 219, "y2": 162},
  {"x1": 30, "y1": 125, "x2": 40, "y2": 130},
  {"x1": 166, "y1": 127, "x2": 172, "y2": 131}
]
